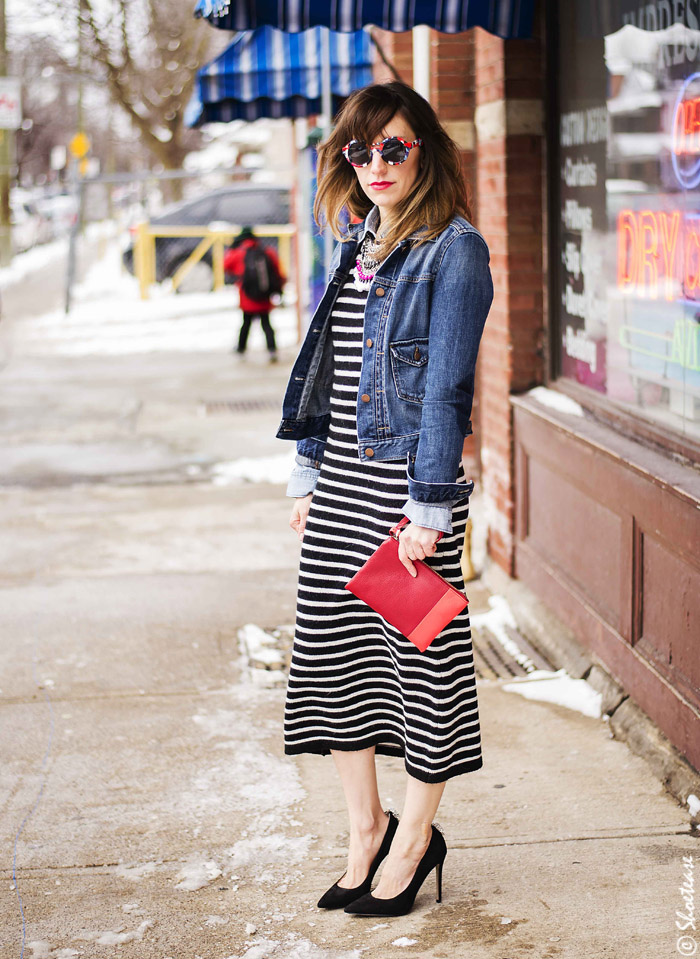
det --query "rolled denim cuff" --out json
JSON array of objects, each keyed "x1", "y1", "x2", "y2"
[
  {"x1": 401, "y1": 498, "x2": 453, "y2": 534},
  {"x1": 294, "y1": 452, "x2": 322, "y2": 470},
  {"x1": 286, "y1": 463, "x2": 320, "y2": 498}
]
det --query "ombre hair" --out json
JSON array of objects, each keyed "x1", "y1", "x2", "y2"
[{"x1": 313, "y1": 80, "x2": 472, "y2": 262}]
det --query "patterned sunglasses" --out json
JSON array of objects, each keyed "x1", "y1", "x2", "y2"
[{"x1": 342, "y1": 136, "x2": 423, "y2": 167}]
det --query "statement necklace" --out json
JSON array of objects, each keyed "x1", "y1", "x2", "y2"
[{"x1": 351, "y1": 232, "x2": 383, "y2": 292}]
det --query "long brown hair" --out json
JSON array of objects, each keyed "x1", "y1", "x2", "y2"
[{"x1": 313, "y1": 80, "x2": 472, "y2": 261}]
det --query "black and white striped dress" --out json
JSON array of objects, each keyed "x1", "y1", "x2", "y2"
[{"x1": 284, "y1": 270, "x2": 483, "y2": 784}]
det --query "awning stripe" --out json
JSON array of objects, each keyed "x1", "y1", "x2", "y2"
[
  {"x1": 193, "y1": 0, "x2": 536, "y2": 39},
  {"x1": 185, "y1": 24, "x2": 374, "y2": 126}
]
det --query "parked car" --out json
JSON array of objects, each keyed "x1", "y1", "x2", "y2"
[
  {"x1": 35, "y1": 194, "x2": 79, "y2": 241},
  {"x1": 11, "y1": 197, "x2": 42, "y2": 253},
  {"x1": 122, "y1": 185, "x2": 291, "y2": 293}
]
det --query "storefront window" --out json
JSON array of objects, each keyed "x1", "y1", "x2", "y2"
[{"x1": 555, "y1": 3, "x2": 700, "y2": 442}]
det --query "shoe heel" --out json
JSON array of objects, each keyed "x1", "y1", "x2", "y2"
[{"x1": 435, "y1": 860, "x2": 443, "y2": 903}]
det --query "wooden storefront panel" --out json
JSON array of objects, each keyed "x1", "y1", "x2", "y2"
[
  {"x1": 638, "y1": 532, "x2": 700, "y2": 709},
  {"x1": 527, "y1": 456, "x2": 622, "y2": 625},
  {"x1": 512, "y1": 393, "x2": 700, "y2": 771}
]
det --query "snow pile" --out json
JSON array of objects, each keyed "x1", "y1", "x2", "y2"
[
  {"x1": 27, "y1": 947, "x2": 80, "y2": 959},
  {"x1": 184, "y1": 741, "x2": 304, "y2": 815},
  {"x1": 75, "y1": 920, "x2": 155, "y2": 946},
  {"x1": 113, "y1": 860, "x2": 161, "y2": 882},
  {"x1": 470, "y1": 595, "x2": 538, "y2": 674},
  {"x1": 502, "y1": 668, "x2": 603, "y2": 718},
  {"x1": 527, "y1": 386, "x2": 585, "y2": 417},
  {"x1": 173, "y1": 857, "x2": 222, "y2": 891},
  {"x1": 0, "y1": 237, "x2": 68, "y2": 289},
  {"x1": 11, "y1": 236, "x2": 299, "y2": 357},
  {"x1": 238, "y1": 623, "x2": 287, "y2": 668},
  {"x1": 212, "y1": 449, "x2": 296, "y2": 486},
  {"x1": 27, "y1": 945, "x2": 52, "y2": 959},
  {"x1": 233, "y1": 935, "x2": 363, "y2": 959},
  {"x1": 225, "y1": 833, "x2": 312, "y2": 873},
  {"x1": 95, "y1": 920, "x2": 155, "y2": 945}
]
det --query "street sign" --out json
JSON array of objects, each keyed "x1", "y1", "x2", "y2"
[
  {"x1": 69, "y1": 132, "x2": 91, "y2": 159},
  {"x1": 0, "y1": 78, "x2": 22, "y2": 130}
]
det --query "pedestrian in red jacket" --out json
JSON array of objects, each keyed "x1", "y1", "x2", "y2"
[{"x1": 223, "y1": 227, "x2": 286, "y2": 362}]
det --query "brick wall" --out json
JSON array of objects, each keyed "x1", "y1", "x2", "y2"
[
  {"x1": 370, "y1": 25, "x2": 547, "y2": 576},
  {"x1": 371, "y1": 29, "x2": 413, "y2": 83},
  {"x1": 472, "y1": 26, "x2": 546, "y2": 575}
]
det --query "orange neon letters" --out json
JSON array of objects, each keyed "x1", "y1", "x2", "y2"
[{"x1": 617, "y1": 209, "x2": 697, "y2": 301}]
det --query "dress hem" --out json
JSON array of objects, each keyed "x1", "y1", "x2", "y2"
[{"x1": 284, "y1": 739, "x2": 483, "y2": 783}]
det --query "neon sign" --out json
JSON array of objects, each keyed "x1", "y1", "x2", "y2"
[
  {"x1": 617, "y1": 209, "x2": 700, "y2": 302},
  {"x1": 672, "y1": 72, "x2": 700, "y2": 189}
]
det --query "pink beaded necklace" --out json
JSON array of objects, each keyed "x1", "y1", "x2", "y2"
[{"x1": 355, "y1": 232, "x2": 382, "y2": 284}]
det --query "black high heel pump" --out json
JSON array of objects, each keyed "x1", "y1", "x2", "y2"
[
  {"x1": 343, "y1": 822, "x2": 446, "y2": 917},
  {"x1": 317, "y1": 809, "x2": 399, "y2": 909}
]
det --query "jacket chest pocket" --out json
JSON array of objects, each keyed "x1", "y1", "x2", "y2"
[{"x1": 389, "y1": 337, "x2": 429, "y2": 404}]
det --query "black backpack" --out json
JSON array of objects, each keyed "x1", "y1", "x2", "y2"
[{"x1": 241, "y1": 245, "x2": 280, "y2": 300}]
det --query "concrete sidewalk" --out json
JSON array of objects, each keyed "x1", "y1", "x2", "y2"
[{"x1": 1, "y1": 342, "x2": 697, "y2": 959}]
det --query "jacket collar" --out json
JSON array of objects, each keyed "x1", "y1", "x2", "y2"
[{"x1": 354, "y1": 205, "x2": 381, "y2": 242}]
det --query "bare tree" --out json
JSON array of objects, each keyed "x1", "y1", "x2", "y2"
[
  {"x1": 10, "y1": 31, "x2": 150, "y2": 184},
  {"x1": 27, "y1": 0, "x2": 222, "y2": 174},
  {"x1": 76, "y1": 0, "x2": 216, "y2": 171}
]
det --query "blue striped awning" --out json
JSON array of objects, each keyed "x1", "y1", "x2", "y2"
[
  {"x1": 185, "y1": 25, "x2": 374, "y2": 126},
  {"x1": 194, "y1": 0, "x2": 534, "y2": 39}
]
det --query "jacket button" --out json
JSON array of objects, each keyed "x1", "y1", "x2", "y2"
[
  {"x1": 366, "y1": 338, "x2": 373, "y2": 347},
  {"x1": 375, "y1": 287, "x2": 385, "y2": 297},
  {"x1": 361, "y1": 393, "x2": 370, "y2": 403},
  {"x1": 365, "y1": 447, "x2": 374, "y2": 457}
]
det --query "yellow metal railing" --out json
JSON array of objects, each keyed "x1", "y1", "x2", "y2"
[{"x1": 133, "y1": 223, "x2": 295, "y2": 300}]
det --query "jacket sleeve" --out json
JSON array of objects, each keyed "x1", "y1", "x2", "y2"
[
  {"x1": 285, "y1": 441, "x2": 323, "y2": 497},
  {"x1": 223, "y1": 247, "x2": 241, "y2": 278},
  {"x1": 283, "y1": 234, "x2": 353, "y2": 497},
  {"x1": 406, "y1": 231, "x2": 493, "y2": 513}
]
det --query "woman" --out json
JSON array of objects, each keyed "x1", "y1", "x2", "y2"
[{"x1": 277, "y1": 80, "x2": 493, "y2": 917}]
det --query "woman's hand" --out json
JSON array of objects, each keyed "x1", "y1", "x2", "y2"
[
  {"x1": 289, "y1": 493, "x2": 313, "y2": 541},
  {"x1": 397, "y1": 522, "x2": 441, "y2": 577}
]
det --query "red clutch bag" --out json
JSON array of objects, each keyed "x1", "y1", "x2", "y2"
[{"x1": 344, "y1": 517, "x2": 469, "y2": 652}]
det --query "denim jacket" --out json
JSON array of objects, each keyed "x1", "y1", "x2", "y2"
[{"x1": 277, "y1": 205, "x2": 493, "y2": 533}]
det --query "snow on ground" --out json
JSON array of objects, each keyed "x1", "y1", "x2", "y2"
[
  {"x1": 470, "y1": 595, "x2": 538, "y2": 674},
  {"x1": 229, "y1": 935, "x2": 363, "y2": 959},
  {"x1": 472, "y1": 594, "x2": 603, "y2": 718},
  {"x1": 0, "y1": 236, "x2": 68, "y2": 289},
  {"x1": 10, "y1": 237, "x2": 299, "y2": 357},
  {"x1": 526, "y1": 386, "x2": 585, "y2": 417},
  {"x1": 173, "y1": 858, "x2": 222, "y2": 891},
  {"x1": 93, "y1": 921, "x2": 155, "y2": 946},
  {"x1": 238, "y1": 623, "x2": 287, "y2": 670},
  {"x1": 27, "y1": 947, "x2": 79, "y2": 959},
  {"x1": 502, "y1": 668, "x2": 603, "y2": 719},
  {"x1": 0, "y1": 221, "x2": 117, "y2": 291},
  {"x1": 212, "y1": 449, "x2": 297, "y2": 486},
  {"x1": 113, "y1": 861, "x2": 161, "y2": 882}
]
